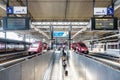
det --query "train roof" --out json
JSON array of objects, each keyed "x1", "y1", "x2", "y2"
[{"x1": 0, "y1": 38, "x2": 31, "y2": 44}]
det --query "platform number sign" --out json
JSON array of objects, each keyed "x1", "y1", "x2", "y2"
[
  {"x1": 7, "y1": 6, "x2": 27, "y2": 14},
  {"x1": 94, "y1": 7, "x2": 114, "y2": 16},
  {"x1": 7, "y1": 6, "x2": 14, "y2": 14},
  {"x1": 107, "y1": 8, "x2": 114, "y2": 15}
]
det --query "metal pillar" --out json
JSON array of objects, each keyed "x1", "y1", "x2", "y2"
[
  {"x1": 23, "y1": 34, "x2": 26, "y2": 50},
  {"x1": 6, "y1": 0, "x2": 9, "y2": 17},
  {"x1": 68, "y1": 25, "x2": 72, "y2": 50},
  {"x1": 111, "y1": 0, "x2": 114, "y2": 17},
  {"x1": 4, "y1": 31, "x2": 7, "y2": 53},
  {"x1": 5, "y1": 0, "x2": 9, "y2": 54},
  {"x1": 50, "y1": 26, "x2": 53, "y2": 49},
  {"x1": 93, "y1": 0, "x2": 95, "y2": 17},
  {"x1": 91, "y1": 32, "x2": 94, "y2": 51},
  {"x1": 118, "y1": 26, "x2": 120, "y2": 55}
]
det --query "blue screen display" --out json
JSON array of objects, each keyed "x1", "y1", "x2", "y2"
[{"x1": 53, "y1": 31, "x2": 69, "y2": 38}]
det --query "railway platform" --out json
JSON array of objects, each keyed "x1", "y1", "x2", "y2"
[{"x1": 0, "y1": 50, "x2": 120, "y2": 80}]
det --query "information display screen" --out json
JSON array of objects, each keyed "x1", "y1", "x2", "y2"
[
  {"x1": 53, "y1": 31, "x2": 69, "y2": 38},
  {"x1": 2, "y1": 17, "x2": 30, "y2": 30},
  {"x1": 91, "y1": 17, "x2": 118, "y2": 30}
]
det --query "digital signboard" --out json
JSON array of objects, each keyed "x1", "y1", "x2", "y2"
[
  {"x1": 2, "y1": 17, "x2": 30, "y2": 30},
  {"x1": 91, "y1": 17, "x2": 118, "y2": 30},
  {"x1": 53, "y1": 31, "x2": 69, "y2": 38}
]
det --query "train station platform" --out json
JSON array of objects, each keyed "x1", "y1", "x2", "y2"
[{"x1": 0, "y1": 50, "x2": 120, "y2": 80}]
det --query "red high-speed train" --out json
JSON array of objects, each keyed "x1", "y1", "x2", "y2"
[{"x1": 71, "y1": 42, "x2": 89, "y2": 54}]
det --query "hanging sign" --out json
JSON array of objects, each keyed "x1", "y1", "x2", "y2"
[
  {"x1": 94, "y1": 7, "x2": 114, "y2": 16},
  {"x1": 7, "y1": 6, "x2": 27, "y2": 14},
  {"x1": 94, "y1": 7, "x2": 107, "y2": 15}
]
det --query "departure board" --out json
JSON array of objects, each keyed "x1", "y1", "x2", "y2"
[
  {"x1": 2, "y1": 17, "x2": 30, "y2": 30},
  {"x1": 91, "y1": 17, "x2": 118, "y2": 30},
  {"x1": 95, "y1": 18, "x2": 113, "y2": 29}
]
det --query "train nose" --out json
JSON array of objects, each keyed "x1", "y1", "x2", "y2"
[{"x1": 81, "y1": 48, "x2": 84, "y2": 51}]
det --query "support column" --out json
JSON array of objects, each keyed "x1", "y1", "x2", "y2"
[
  {"x1": 50, "y1": 26, "x2": 53, "y2": 49},
  {"x1": 118, "y1": 27, "x2": 120, "y2": 55},
  {"x1": 69, "y1": 25, "x2": 72, "y2": 50},
  {"x1": 4, "y1": 31, "x2": 7, "y2": 53},
  {"x1": 6, "y1": 0, "x2": 9, "y2": 17},
  {"x1": 23, "y1": 34, "x2": 26, "y2": 50},
  {"x1": 111, "y1": 0, "x2": 114, "y2": 17},
  {"x1": 90, "y1": 32, "x2": 94, "y2": 51}
]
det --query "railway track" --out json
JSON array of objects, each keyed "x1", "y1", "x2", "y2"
[
  {"x1": 85, "y1": 53, "x2": 120, "y2": 70},
  {"x1": 88, "y1": 53, "x2": 120, "y2": 62},
  {"x1": 0, "y1": 51, "x2": 33, "y2": 63},
  {"x1": 0, "y1": 51, "x2": 43, "y2": 69}
]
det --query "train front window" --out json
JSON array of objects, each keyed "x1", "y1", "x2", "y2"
[
  {"x1": 79, "y1": 43, "x2": 86, "y2": 47},
  {"x1": 31, "y1": 43, "x2": 39, "y2": 48}
]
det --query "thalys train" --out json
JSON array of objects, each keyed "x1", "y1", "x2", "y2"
[
  {"x1": 92, "y1": 42, "x2": 120, "y2": 57},
  {"x1": 71, "y1": 42, "x2": 89, "y2": 54},
  {"x1": 28, "y1": 41, "x2": 49, "y2": 54},
  {"x1": 0, "y1": 38, "x2": 31, "y2": 53}
]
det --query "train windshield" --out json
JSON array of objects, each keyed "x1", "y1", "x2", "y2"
[
  {"x1": 79, "y1": 43, "x2": 86, "y2": 47},
  {"x1": 31, "y1": 43, "x2": 39, "y2": 48}
]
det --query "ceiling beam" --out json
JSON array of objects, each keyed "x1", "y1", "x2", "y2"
[
  {"x1": 32, "y1": 18, "x2": 90, "y2": 22},
  {"x1": 32, "y1": 22, "x2": 88, "y2": 26},
  {"x1": 0, "y1": 0, "x2": 6, "y2": 10},
  {"x1": 115, "y1": 0, "x2": 120, "y2": 10},
  {"x1": 72, "y1": 24, "x2": 89, "y2": 39}
]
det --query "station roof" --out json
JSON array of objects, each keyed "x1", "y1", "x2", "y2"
[{"x1": 0, "y1": 0, "x2": 120, "y2": 42}]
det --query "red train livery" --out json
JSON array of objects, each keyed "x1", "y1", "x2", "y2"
[
  {"x1": 28, "y1": 41, "x2": 43, "y2": 54},
  {"x1": 28, "y1": 41, "x2": 49, "y2": 54},
  {"x1": 71, "y1": 42, "x2": 89, "y2": 54}
]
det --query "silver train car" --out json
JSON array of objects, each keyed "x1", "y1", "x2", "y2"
[{"x1": 91, "y1": 42, "x2": 120, "y2": 57}]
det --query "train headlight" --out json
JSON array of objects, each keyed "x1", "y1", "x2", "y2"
[{"x1": 81, "y1": 49, "x2": 84, "y2": 51}]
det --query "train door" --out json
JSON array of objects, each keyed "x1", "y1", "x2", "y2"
[
  {"x1": 104, "y1": 43, "x2": 107, "y2": 51},
  {"x1": 104, "y1": 44, "x2": 106, "y2": 51}
]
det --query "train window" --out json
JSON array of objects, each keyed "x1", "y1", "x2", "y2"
[
  {"x1": 79, "y1": 43, "x2": 86, "y2": 47},
  {"x1": 111, "y1": 45, "x2": 114, "y2": 49},
  {"x1": 108, "y1": 45, "x2": 110, "y2": 49},
  {"x1": 31, "y1": 43, "x2": 39, "y2": 48},
  {"x1": 119, "y1": 43, "x2": 120, "y2": 49},
  {"x1": 100, "y1": 45, "x2": 103, "y2": 48},
  {"x1": 118, "y1": 43, "x2": 120, "y2": 49},
  {"x1": 114, "y1": 45, "x2": 117, "y2": 49},
  {"x1": 108, "y1": 45, "x2": 113, "y2": 49},
  {"x1": 19, "y1": 45, "x2": 24, "y2": 48},
  {"x1": 0, "y1": 43, "x2": 5, "y2": 49}
]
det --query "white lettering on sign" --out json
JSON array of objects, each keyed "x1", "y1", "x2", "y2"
[
  {"x1": 14, "y1": 6, "x2": 27, "y2": 14},
  {"x1": 94, "y1": 7, "x2": 107, "y2": 15}
]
